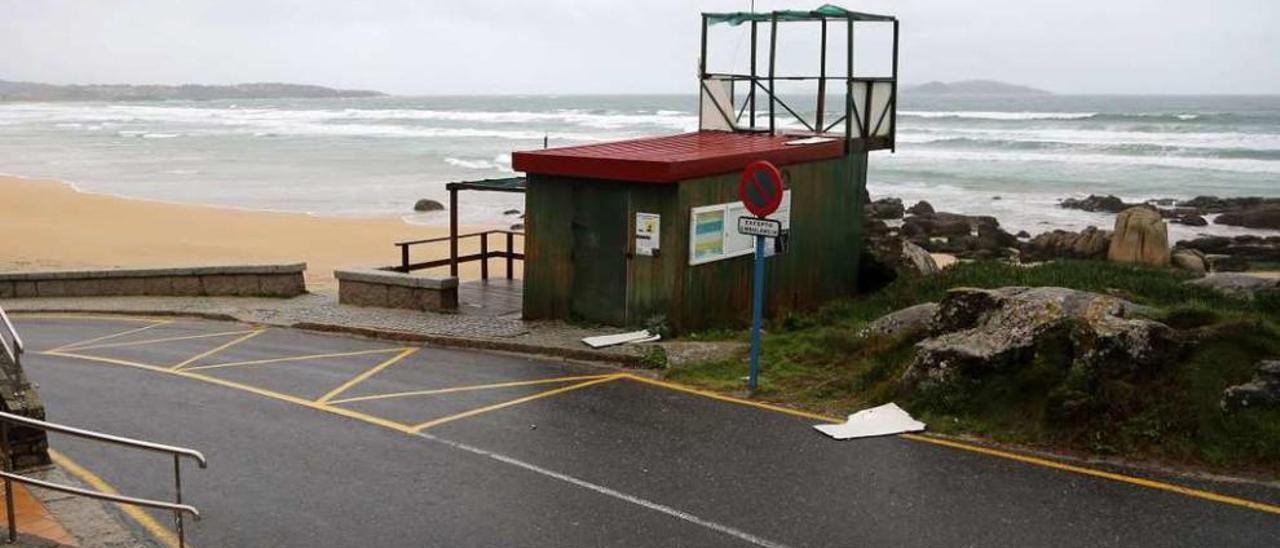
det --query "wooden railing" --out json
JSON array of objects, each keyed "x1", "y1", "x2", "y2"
[{"x1": 393, "y1": 230, "x2": 524, "y2": 279}]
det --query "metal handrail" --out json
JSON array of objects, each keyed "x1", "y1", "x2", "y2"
[
  {"x1": 0, "y1": 306, "x2": 20, "y2": 367},
  {"x1": 0, "y1": 409, "x2": 206, "y2": 547},
  {"x1": 395, "y1": 230, "x2": 525, "y2": 278},
  {"x1": 0, "y1": 411, "x2": 206, "y2": 468}
]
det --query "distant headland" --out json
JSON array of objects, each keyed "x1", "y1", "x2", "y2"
[
  {"x1": 0, "y1": 79, "x2": 385, "y2": 102},
  {"x1": 904, "y1": 79, "x2": 1052, "y2": 95}
]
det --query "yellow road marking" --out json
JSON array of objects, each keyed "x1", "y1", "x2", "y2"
[
  {"x1": 49, "y1": 320, "x2": 173, "y2": 353},
  {"x1": 67, "y1": 329, "x2": 259, "y2": 352},
  {"x1": 43, "y1": 349, "x2": 418, "y2": 434},
  {"x1": 49, "y1": 449, "x2": 185, "y2": 548},
  {"x1": 329, "y1": 374, "x2": 618, "y2": 405},
  {"x1": 900, "y1": 434, "x2": 1280, "y2": 516},
  {"x1": 621, "y1": 374, "x2": 837, "y2": 423},
  {"x1": 170, "y1": 330, "x2": 266, "y2": 370},
  {"x1": 184, "y1": 347, "x2": 407, "y2": 372},
  {"x1": 620, "y1": 374, "x2": 1280, "y2": 517},
  {"x1": 316, "y1": 347, "x2": 419, "y2": 404},
  {"x1": 411, "y1": 375, "x2": 624, "y2": 432}
]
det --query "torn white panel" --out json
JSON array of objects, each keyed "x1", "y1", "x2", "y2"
[
  {"x1": 582, "y1": 330, "x2": 654, "y2": 349},
  {"x1": 627, "y1": 334, "x2": 662, "y2": 344},
  {"x1": 814, "y1": 403, "x2": 926, "y2": 440}
]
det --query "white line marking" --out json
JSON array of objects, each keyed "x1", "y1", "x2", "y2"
[{"x1": 417, "y1": 432, "x2": 790, "y2": 548}]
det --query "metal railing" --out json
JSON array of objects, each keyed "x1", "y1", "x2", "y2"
[
  {"x1": 394, "y1": 229, "x2": 525, "y2": 279},
  {"x1": 0, "y1": 306, "x2": 21, "y2": 370},
  {"x1": 0, "y1": 410, "x2": 207, "y2": 547}
]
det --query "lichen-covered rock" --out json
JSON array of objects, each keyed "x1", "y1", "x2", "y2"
[
  {"x1": 1221, "y1": 361, "x2": 1280, "y2": 411},
  {"x1": 1187, "y1": 273, "x2": 1280, "y2": 300},
  {"x1": 903, "y1": 287, "x2": 1178, "y2": 392},
  {"x1": 862, "y1": 303, "x2": 938, "y2": 340},
  {"x1": 1108, "y1": 206, "x2": 1170, "y2": 267}
]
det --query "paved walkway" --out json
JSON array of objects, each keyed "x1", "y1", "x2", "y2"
[
  {"x1": 0, "y1": 482, "x2": 76, "y2": 546},
  {"x1": 9, "y1": 314, "x2": 1280, "y2": 547},
  {"x1": 0, "y1": 291, "x2": 653, "y2": 363}
]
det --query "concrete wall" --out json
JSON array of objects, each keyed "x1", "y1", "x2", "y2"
[
  {"x1": 335, "y1": 269, "x2": 458, "y2": 312},
  {"x1": 0, "y1": 264, "x2": 307, "y2": 299}
]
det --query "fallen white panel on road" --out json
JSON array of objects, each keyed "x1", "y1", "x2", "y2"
[
  {"x1": 814, "y1": 403, "x2": 926, "y2": 440},
  {"x1": 582, "y1": 330, "x2": 655, "y2": 349}
]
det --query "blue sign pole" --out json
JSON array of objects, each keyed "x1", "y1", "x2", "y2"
[{"x1": 748, "y1": 234, "x2": 765, "y2": 391}]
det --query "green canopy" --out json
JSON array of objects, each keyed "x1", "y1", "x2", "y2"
[{"x1": 705, "y1": 4, "x2": 894, "y2": 26}]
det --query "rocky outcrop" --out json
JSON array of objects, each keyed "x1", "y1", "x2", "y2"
[
  {"x1": 866, "y1": 197, "x2": 906, "y2": 220},
  {"x1": 1176, "y1": 235, "x2": 1280, "y2": 272},
  {"x1": 1186, "y1": 273, "x2": 1280, "y2": 300},
  {"x1": 902, "y1": 287, "x2": 1179, "y2": 395},
  {"x1": 1221, "y1": 361, "x2": 1280, "y2": 411},
  {"x1": 1215, "y1": 205, "x2": 1280, "y2": 230},
  {"x1": 1177, "y1": 196, "x2": 1280, "y2": 214},
  {"x1": 414, "y1": 199, "x2": 445, "y2": 212},
  {"x1": 1060, "y1": 194, "x2": 1131, "y2": 214},
  {"x1": 1108, "y1": 206, "x2": 1170, "y2": 267},
  {"x1": 1020, "y1": 227, "x2": 1111, "y2": 262}
]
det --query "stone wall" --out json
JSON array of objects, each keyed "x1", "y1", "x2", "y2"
[
  {"x1": 0, "y1": 346, "x2": 48, "y2": 471},
  {"x1": 0, "y1": 264, "x2": 307, "y2": 299},
  {"x1": 335, "y1": 269, "x2": 458, "y2": 312}
]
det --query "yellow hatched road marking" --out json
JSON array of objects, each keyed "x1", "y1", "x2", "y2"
[
  {"x1": 185, "y1": 347, "x2": 408, "y2": 372},
  {"x1": 410, "y1": 375, "x2": 624, "y2": 432},
  {"x1": 170, "y1": 329, "x2": 267, "y2": 370},
  {"x1": 316, "y1": 347, "x2": 419, "y2": 404},
  {"x1": 49, "y1": 320, "x2": 173, "y2": 352},
  {"x1": 328, "y1": 374, "x2": 617, "y2": 405},
  {"x1": 620, "y1": 374, "x2": 1280, "y2": 517},
  {"x1": 42, "y1": 349, "x2": 418, "y2": 434},
  {"x1": 66, "y1": 329, "x2": 259, "y2": 352},
  {"x1": 49, "y1": 449, "x2": 185, "y2": 548}
]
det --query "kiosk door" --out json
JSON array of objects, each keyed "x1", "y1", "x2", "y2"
[{"x1": 570, "y1": 186, "x2": 628, "y2": 325}]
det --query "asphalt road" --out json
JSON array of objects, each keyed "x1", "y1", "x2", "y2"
[{"x1": 11, "y1": 315, "x2": 1280, "y2": 547}]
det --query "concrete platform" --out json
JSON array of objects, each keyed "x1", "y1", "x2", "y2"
[{"x1": 9, "y1": 314, "x2": 1280, "y2": 547}]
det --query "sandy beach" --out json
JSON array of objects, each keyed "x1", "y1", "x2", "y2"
[{"x1": 0, "y1": 175, "x2": 505, "y2": 288}]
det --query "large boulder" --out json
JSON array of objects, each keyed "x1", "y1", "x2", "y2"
[
  {"x1": 907, "y1": 200, "x2": 935, "y2": 216},
  {"x1": 1221, "y1": 361, "x2": 1280, "y2": 411},
  {"x1": 860, "y1": 234, "x2": 941, "y2": 292},
  {"x1": 866, "y1": 197, "x2": 905, "y2": 220},
  {"x1": 1186, "y1": 273, "x2": 1280, "y2": 300},
  {"x1": 1021, "y1": 226, "x2": 1110, "y2": 262},
  {"x1": 1108, "y1": 206, "x2": 1170, "y2": 267},
  {"x1": 1215, "y1": 205, "x2": 1280, "y2": 230},
  {"x1": 413, "y1": 198, "x2": 446, "y2": 212},
  {"x1": 1170, "y1": 248, "x2": 1207, "y2": 274},
  {"x1": 902, "y1": 287, "x2": 1179, "y2": 393}
]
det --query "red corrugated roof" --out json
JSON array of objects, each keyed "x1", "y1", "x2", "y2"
[{"x1": 511, "y1": 131, "x2": 845, "y2": 183}]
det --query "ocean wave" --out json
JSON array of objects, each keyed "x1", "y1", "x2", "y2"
[
  {"x1": 897, "y1": 127, "x2": 1280, "y2": 151},
  {"x1": 900, "y1": 111, "x2": 1097, "y2": 120},
  {"x1": 888, "y1": 148, "x2": 1280, "y2": 174},
  {"x1": 901, "y1": 136, "x2": 1280, "y2": 160}
]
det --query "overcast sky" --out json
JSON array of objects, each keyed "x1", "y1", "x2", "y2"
[{"x1": 1, "y1": 0, "x2": 1277, "y2": 95}]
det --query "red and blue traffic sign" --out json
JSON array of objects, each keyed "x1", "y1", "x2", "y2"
[{"x1": 738, "y1": 160, "x2": 784, "y2": 218}]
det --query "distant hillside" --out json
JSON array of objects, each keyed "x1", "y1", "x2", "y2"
[
  {"x1": 905, "y1": 80, "x2": 1052, "y2": 96},
  {"x1": 0, "y1": 80, "x2": 385, "y2": 102}
]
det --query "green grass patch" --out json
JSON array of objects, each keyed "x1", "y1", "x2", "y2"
[{"x1": 666, "y1": 260, "x2": 1280, "y2": 473}]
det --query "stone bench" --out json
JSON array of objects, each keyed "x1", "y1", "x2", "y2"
[
  {"x1": 335, "y1": 269, "x2": 458, "y2": 312},
  {"x1": 0, "y1": 264, "x2": 307, "y2": 299}
]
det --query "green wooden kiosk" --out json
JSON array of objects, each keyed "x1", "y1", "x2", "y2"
[{"x1": 512, "y1": 5, "x2": 899, "y2": 332}]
